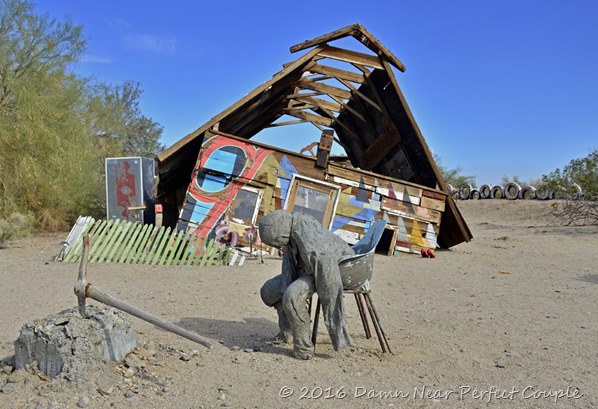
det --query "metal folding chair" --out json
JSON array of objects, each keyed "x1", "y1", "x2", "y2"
[{"x1": 311, "y1": 219, "x2": 393, "y2": 353}]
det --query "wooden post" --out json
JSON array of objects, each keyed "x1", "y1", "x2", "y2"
[{"x1": 316, "y1": 130, "x2": 334, "y2": 168}]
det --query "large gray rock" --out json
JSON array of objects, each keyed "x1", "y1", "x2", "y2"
[{"x1": 14, "y1": 305, "x2": 137, "y2": 379}]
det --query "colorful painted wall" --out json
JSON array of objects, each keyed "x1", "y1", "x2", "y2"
[{"x1": 176, "y1": 134, "x2": 447, "y2": 255}]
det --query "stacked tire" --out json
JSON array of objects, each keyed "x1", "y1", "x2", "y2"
[{"x1": 450, "y1": 182, "x2": 583, "y2": 201}]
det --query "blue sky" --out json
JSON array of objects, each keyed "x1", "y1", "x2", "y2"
[{"x1": 34, "y1": 0, "x2": 597, "y2": 185}]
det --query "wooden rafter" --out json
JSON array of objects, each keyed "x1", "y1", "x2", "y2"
[
  {"x1": 297, "y1": 80, "x2": 352, "y2": 100},
  {"x1": 265, "y1": 119, "x2": 307, "y2": 128},
  {"x1": 329, "y1": 95, "x2": 365, "y2": 123},
  {"x1": 308, "y1": 64, "x2": 364, "y2": 84},
  {"x1": 337, "y1": 78, "x2": 383, "y2": 113},
  {"x1": 318, "y1": 45, "x2": 384, "y2": 70},
  {"x1": 289, "y1": 23, "x2": 406, "y2": 72},
  {"x1": 296, "y1": 96, "x2": 342, "y2": 113},
  {"x1": 286, "y1": 90, "x2": 321, "y2": 100},
  {"x1": 284, "y1": 109, "x2": 334, "y2": 127}
]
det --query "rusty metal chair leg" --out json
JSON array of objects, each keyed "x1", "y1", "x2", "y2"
[
  {"x1": 363, "y1": 293, "x2": 393, "y2": 354},
  {"x1": 354, "y1": 292, "x2": 372, "y2": 339}
]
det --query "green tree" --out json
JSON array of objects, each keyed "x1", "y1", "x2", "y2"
[
  {"x1": 0, "y1": 0, "x2": 84, "y2": 111},
  {"x1": 87, "y1": 80, "x2": 165, "y2": 158}
]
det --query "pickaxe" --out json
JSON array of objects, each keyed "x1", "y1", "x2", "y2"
[{"x1": 74, "y1": 235, "x2": 211, "y2": 349}]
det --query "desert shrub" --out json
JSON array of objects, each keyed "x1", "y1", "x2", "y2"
[
  {"x1": 542, "y1": 149, "x2": 598, "y2": 225},
  {"x1": 0, "y1": 212, "x2": 33, "y2": 248},
  {"x1": 0, "y1": 0, "x2": 163, "y2": 231}
]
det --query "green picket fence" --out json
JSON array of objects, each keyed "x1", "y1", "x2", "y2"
[{"x1": 62, "y1": 218, "x2": 227, "y2": 266}]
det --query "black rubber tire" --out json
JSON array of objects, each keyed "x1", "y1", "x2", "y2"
[
  {"x1": 519, "y1": 185, "x2": 537, "y2": 200},
  {"x1": 535, "y1": 185, "x2": 552, "y2": 200},
  {"x1": 490, "y1": 185, "x2": 504, "y2": 199},
  {"x1": 504, "y1": 182, "x2": 521, "y2": 200},
  {"x1": 479, "y1": 184, "x2": 492, "y2": 199},
  {"x1": 470, "y1": 189, "x2": 481, "y2": 200},
  {"x1": 458, "y1": 183, "x2": 473, "y2": 200}
]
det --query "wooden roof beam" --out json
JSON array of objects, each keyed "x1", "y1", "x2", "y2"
[
  {"x1": 297, "y1": 80, "x2": 352, "y2": 100},
  {"x1": 284, "y1": 109, "x2": 334, "y2": 127},
  {"x1": 338, "y1": 78, "x2": 383, "y2": 113},
  {"x1": 329, "y1": 95, "x2": 367, "y2": 123},
  {"x1": 308, "y1": 64, "x2": 365, "y2": 84},
  {"x1": 296, "y1": 96, "x2": 342, "y2": 113},
  {"x1": 286, "y1": 90, "x2": 321, "y2": 100},
  {"x1": 289, "y1": 23, "x2": 406, "y2": 72},
  {"x1": 318, "y1": 45, "x2": 384, "y2": 70},
  {"x1": 265, "y1": 119, "x2": 308, "y2": 128}
]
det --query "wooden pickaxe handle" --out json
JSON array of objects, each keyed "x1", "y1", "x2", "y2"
[{"x1": 74, "y1": 235, "x2": 211, "y2": 349}]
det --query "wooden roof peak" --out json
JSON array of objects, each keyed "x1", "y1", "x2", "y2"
[{"x1": 290, "y1": 23, "x2": 407, "y2": 73}]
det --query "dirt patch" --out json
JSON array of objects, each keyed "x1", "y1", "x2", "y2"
[{"x1": 0, "y1": 200, "x2": 597, "y2": 408}]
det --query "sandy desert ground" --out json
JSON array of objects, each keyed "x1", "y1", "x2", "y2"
[{"x1": 0, "y1": 200, "x2": 597, "y2": 409}]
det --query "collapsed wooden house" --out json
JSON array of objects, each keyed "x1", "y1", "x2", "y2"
[{"x1": 155, "y1": 24, "x2": 472, "y2": 256}]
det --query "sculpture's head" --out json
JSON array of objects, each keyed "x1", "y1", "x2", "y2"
[{"x1": 259, "y1": 210, "x2": 293, "y2": 248}]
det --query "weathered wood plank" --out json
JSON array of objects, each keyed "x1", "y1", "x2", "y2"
[
  {"x1": 381, "y1": 198, "x2": 442, "y2": 224},
  {"x1": 296, "y1": 80, "x2": 353, "y2": 100},
  {"x1": 173, "y1": 231, "x2": 192, "y2": 265},
  {"x1": 165, "y1": 229, "x2": 185, "y2": 266},
  {"x1": 130, "y1": 224, "x2": 153, "y2": 264},
  {"x1": 140, "y1": 227, "x2": 164, "y2": 265},
  {"x1": 361, "y1": 123, "x2": 401, "y2": 170},
  {"x1": 105, "y1": 221, "x2": 132, "y2": 263},
  {"x1": 118, "y1": 223, "x2": 143, "y2": 263},
  {"x1": 420, "y1": 195, "x2": 446, "y2": 212},
  {"x1": 101, "y1": 220, "x2": 129, "y2": 262},
  {"x1": 284, "y1": 109, "x2": 333, "y2": 127},
  {"x1": 90, "y1": 220, "x2": 116, "y2": 263},
  {"x1": 318, "y1": 45, "x2": 384, "y2": 70},
  {"x1": 289, "y1": 23, "x2": 406, "y2": 72},
  {"x1": 308, "y1": 64, "x2": 365, "y2": 84},
  {"x1": 187, "y1": 234, "x2": 205, "y2": 266},
  {"x1": 151, "y1": 226, "x2": 172, "y2": 265},
  {"x1": 200, "y1": 239, "x2": 216, "y2": 267}
]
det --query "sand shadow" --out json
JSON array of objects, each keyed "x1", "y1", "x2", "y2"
[
  {"x1": 175, "y1": 317, "x2": 334, "y2": 359},
  {"x1": 576, "y1": 274, "x2": 598, "y2": 285}
]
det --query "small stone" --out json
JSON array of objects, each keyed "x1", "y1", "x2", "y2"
[
  {"x1": 124, "y1": 390, "x2": 136, "y2": 399},
  {"x1": 133, "y1": 347, "x2": 153, "y2": 360},
  {"x1": 123, "y1": 367, "x2": 136, "y2": 379},
  {"x1": 125, "y1": 356, "x2": 144, "y2": 369},
  {"x1": 7, "y1": 369, "x2": 27, "y2": 383},
  {"x1": 243, "y1": 348, "x2": 254, "y2": 353},
  {"x1": 98, "y1": 386, "x2": 113, "y2": 396},
  {"x1": 179, "y1": 353, "x2": 191, "y2": 362},
  {"x1": 231, "y1": 346, "x2": 240, "y2": 351},
  {"x1": 218, "y1": 392, "x2": 226, "y2": 401},
  {"x1": 77, "y1": 396, "x2": 90, "y2": 408},
  {"x1": 1, "y1": 382, "x2": 16, "y2": 394},
  {"x1": 1, "y1": 366, "x2": 12, "y2": 376}
]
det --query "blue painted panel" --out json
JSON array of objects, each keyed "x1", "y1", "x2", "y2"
[
  {"x1": 204, "y1": 150, "x2": 236, "y2": 173},
  {"x1": 201, "y1": 173, "x2": 228, "y2": 192}
]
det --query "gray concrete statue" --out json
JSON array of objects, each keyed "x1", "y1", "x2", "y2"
[{"x1": 259, "y1": 210, "x2": 354, "y2": 359}]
